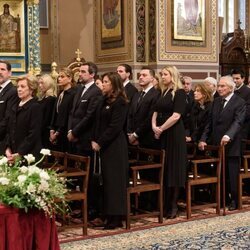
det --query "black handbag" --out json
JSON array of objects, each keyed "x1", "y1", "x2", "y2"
[{"x1": 92, "y1": 151, "x2": 103, "y2": 186}]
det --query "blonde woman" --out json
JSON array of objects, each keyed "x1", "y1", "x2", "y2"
[
  {"x1": 5, "y1": 74, "x2": 42, "y2": 162},
  {"x1": 50, "y1": 68, "x2": 76, "y2": 152},
  {"x1": 152, "y1": 66, "x2": 187, "y2": 219},
  {"x1": 38, "y1": 74, "x2": 57, "y2": 148}
]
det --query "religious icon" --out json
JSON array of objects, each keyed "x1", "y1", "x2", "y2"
[
  {"x1": 173, "y1": 0, "x2": 205, "y2": 41},
  {"x1": 0, "y1": 3, "x2": 21, "y2": 52},
  {"x1": 101, "y1": 0, "x2": 123, "y2": 43}
]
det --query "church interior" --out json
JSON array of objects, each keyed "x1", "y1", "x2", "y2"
[
  {"x1": 0, "y1": 0, "x2": 249, "y2": 82},
  {"x1": 0, "y1": 0, "x2": 250, "y2": 249}
]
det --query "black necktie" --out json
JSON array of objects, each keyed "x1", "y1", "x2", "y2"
[
  {"x1": 219, "y1": 98, "x2": 226, "y2": 113},
  {"x1": 137, "y1": 91, "x2": 145, "y2": 106},
  {"x1": 80, "y1": 85, "x2": 85, "y2": 97},
  {"x1": 76, "y1": 85, "x2": 85, "y2": 105}
]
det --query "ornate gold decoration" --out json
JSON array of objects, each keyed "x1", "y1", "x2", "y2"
[
  {"x1": 75, "y1": 49, "x2": 82, "y2": 62},
  {"x1": 158, "y1": 0, "x2": 217, "y2": 62},
  {"x1": 51, "y1": 62, "x2": 59, "y2": 81}
]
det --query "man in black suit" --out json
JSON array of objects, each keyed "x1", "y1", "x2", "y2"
[
  {"x1": 0, "y1": 60, "x2": 18, "y2": 154},
  {"x1": 117, "y1": 64, "x2": 137, "y2": 102},
  {"x1": 182, "y1": 76, "x2": 194, "y2": 137},
  {"x1": 127, "y1": 67, "x2": 160, "y2": 149},
  {"x1": 68, "y1": 62, "x2": 102, "y2": 154},
  {"x1": 231, "y1": 68, "x2": 250, "y2": 139},
  {"x1": 199, "y1": 75, "x2": 246, "y2": 211},
  {"x1": 67, "y1": 62, "x2": 103, "y2": 220}
]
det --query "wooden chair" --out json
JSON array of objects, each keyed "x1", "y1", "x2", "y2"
[
  {"x1": 43, "y1": 151, "x2": 90, "y2": 235},
  {"x1": 186, "y1": 145, "x2": 222, "y2": 219},
  {"x1": 238, "y1": 140, "x2": 250, "y2": 209},
  {"x1": 57, "y1": 153, "x2": 90, "y2": 235},
  {"x1": 126, "y1": 147, "x2": 165, "y2": 229},
  {"x1": 42, "y1": 150, "x2": 66, "y2": 170}
]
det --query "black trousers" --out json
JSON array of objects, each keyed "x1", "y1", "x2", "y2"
[{"x1": 226, "y1": 157, "x2": 240, "y2": 203}]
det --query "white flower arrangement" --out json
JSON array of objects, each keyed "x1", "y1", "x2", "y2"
[{"x1": 0, "y1": 149, "x2": 67, "y2": 216}]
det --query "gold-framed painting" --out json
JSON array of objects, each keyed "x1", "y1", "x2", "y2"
[
  {"x1": 9, "y1": 59, "x2": 25, "y2": 72},
  {"x1": 173, "y1": 0, "x2": 205, "y2": 41},
  {"x1": 101, "y1": 0, "x2": 124, "y2": 49},
  {"x1": 0, "y1": 1, "x2": 25, "y2": 55}
]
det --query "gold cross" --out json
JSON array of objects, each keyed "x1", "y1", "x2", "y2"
[
  {"x1": 75, "y1": 49, "x2": 82, "y2": 62},
  {"x1": 237, "y1": 19, "x2": 242, "y2": 29}
]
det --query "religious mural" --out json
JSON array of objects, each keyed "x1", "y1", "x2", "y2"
[{"x1": 0, "y1": 3, "x2": 21, "y2": 53}]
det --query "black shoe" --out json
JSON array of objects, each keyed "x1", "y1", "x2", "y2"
[
  {"x1": 103, "y1": 222, "x2": 123, "y2": 230},
  {"x1": 166, "y1": 208, "x2": 178, "y2": 219},
  {"x1": 90, "y1": 218, "x2": 105, "y2": 227},
  {"x1": 88, "y1": 209, "x2": 99, "y2": 221},
  {"x1": 228, "y1": 200, "x2": 237, "y2": 211},
  {"x1": 103, "y1": 215, "x2": 123, "y2": 230}
]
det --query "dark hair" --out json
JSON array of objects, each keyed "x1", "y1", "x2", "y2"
[
  {"x1": 194, "y1": 82, "x2": 213, "y2": 103},
  {"x1": 118, "y1": 63, "x2": 132, "y2": 79},
  {"x1": 0, "y1": 60, "x2": 11, "y2": 71},
  {"x1": 141, "y1": 66, "x2": 155, "y2": 77},
  {"x1": 81, "y1": 62, "x2": 98, "y2": 77},
  {"x1": 102, "y1": 72, "x2": 128, "y2": 104},
  {"x1": 231, "y1": 68, "x2": 245, "y2": 78}
]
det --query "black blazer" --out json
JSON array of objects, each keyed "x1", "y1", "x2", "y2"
[
  {"x1": 6, "y1": 98, "x2": 42, "y2": 159},
  {"x1": 93, "y1": 96, "x2": 128, "y2": 150},
  {"x1": 127, "y1": 87, "x2": 160, "y2": 148},
  {"x1": 0, "y1": 82, "x2": 19, "y2": 153},
  {"x1": 38, "y1": 96, "x2": 56, "y2": 148},
  {"x1": 200, "y1": 94, "x2": 246, "y2": 156},
  {"x1": 234, "y1": 84, "x2": 250, "y2": 122},
  {"x1": 50, "y1": 87, "x2": 76, "y2": 133},
  {"x1": 183, "y1": 90, "x2": 194, "y2": 136},
  {"x1": 190, "y1": 101, "x2": 212, "y2": 143},
  {"x1": 50, "y1": 87, "x2": 76, "y2": 152},
  {"x1": 68, "y1": 83, "x2": 102, "y2": 151},
  {"x1": 124, "y1": 82, "x2": 138, "y2": 102}
]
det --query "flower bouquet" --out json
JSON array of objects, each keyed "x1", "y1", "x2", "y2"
[{"x1": 0, "y1": 149, "x2": 67, "y2": 216}]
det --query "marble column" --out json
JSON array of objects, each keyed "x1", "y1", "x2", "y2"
[{"x1": 26, "y1": 0, "x2": 41, "y2": 75}]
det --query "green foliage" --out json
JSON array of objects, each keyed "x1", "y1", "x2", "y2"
[{"x1": 0, "y1": 150, "x2": 68, "y2": 216}]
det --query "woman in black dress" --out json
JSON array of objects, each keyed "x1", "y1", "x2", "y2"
[
  {"x1": 186, "y1": 83, "x2": 213, "y2": 143},
  {"x1": 50, "y1": 68, "x2": 76, "y2": 152},
  {"x1": 38, "y1": 74, "x2": 57, "y2": 149},
  {"x1": 91, "y1": 72, "x2": 129, "y2": 229},
  {"x1": 152, "y1": 66, "x2": 187, "y2": 219},
  {"x1": 5, "y1": 75, "x2": 42, "y2": 162}
]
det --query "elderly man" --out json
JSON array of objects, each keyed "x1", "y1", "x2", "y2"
[
  {"x1": 204, "y1": 76, "x2": 219, "y2": 98},
  {"x1": 199, "y1": 75, "x2": 246, "y2": 211}
]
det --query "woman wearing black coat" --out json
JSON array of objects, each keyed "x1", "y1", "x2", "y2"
[
  {"x1": 91, "y1": 72, "x2": 129, "y2": 229},
  {"x1": 186, "y1": 83, "x2": 213, "y2": 143},
  {"x1": 38, "y1": 74, "x2": 57, "y2": 149},
  {"x1": 5, "y1": 75, "x2": 42, "y2": 162},
  {"x1": 50, "y1": 68, "x2": 76, "y2": 152}
]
